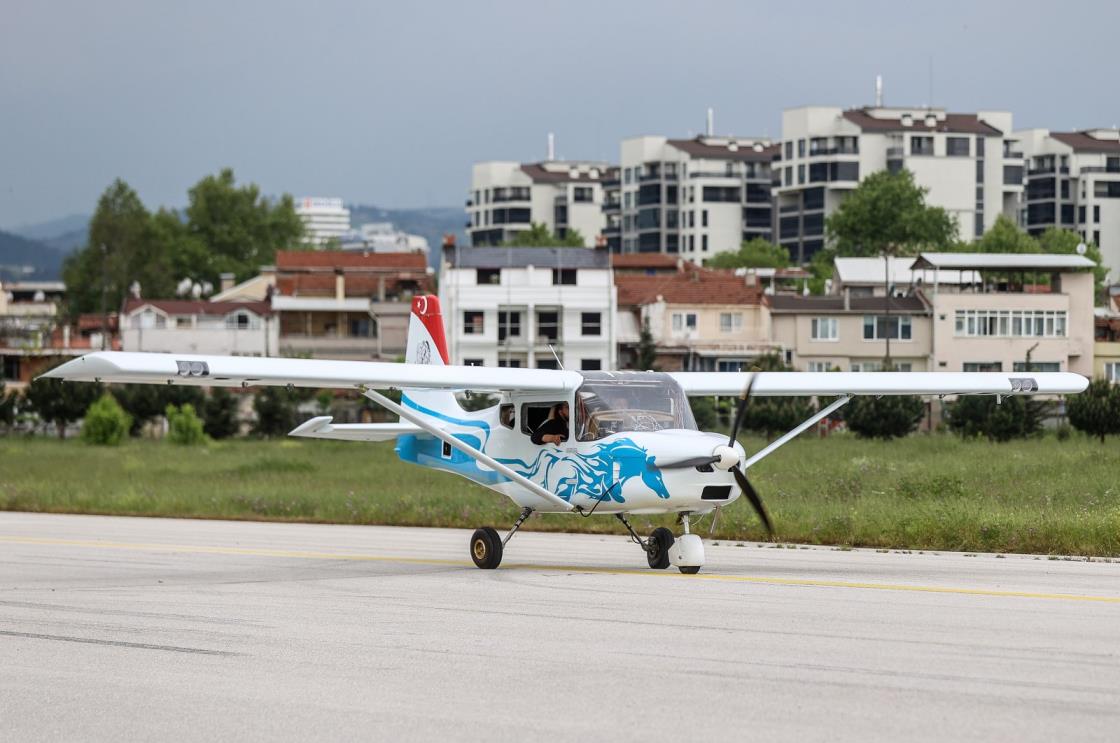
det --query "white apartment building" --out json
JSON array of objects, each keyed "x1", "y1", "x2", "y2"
[
  {"x1": 339, "y1": 222, "x2": 430, "y2": 255},
  {"x1": 467, "y1": 160, "x2": 614, "y2": 247},
  {"x1": 1016, "y1": 128, "x2": 1120, "y2": 279},
  {"x1": 296, "y1": 197, "x2": 351, "y2": 246},
  {"x1": 120, "y1": 299, "x2": 278, "y2": 356},
  {"x1": 618, "y1": 135, "x2": 776, "y2": 259},
  {"x1": 440, "y1": 246, "x2": 616, "y2": 370},
  {"x1": 776, "y1": 106, "x2": 1025, "y2": 263}
]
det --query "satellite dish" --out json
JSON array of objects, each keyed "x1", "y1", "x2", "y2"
[{"x1": 1076, "y1": 242, "x2": 1088, "y2": 256}]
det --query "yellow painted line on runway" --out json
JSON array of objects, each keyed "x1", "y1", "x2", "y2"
[{"x1": 3, "y1": 535, "x2": 1120, "y2": 605}]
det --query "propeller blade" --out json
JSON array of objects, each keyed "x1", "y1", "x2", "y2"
[
  {"x1": 649, "y1": 455, "x2": 720, "y2": 471},
  {"x1": 732, "y1": 465, "x2": 773, "y2": 537},
  {"x1": 727, "y1": 371, "x2": 759, "y2": 448}
]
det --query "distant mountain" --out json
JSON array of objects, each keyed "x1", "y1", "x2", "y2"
[
  {"x1": 9, "y1": 214, "x2": 90, "y2": 242},
  {"x1": 0, "y1": 230, "x2": 66, "y2": 280},
  {"x1": 348, "y1": 205, "x2": 466, "y2": 258}
]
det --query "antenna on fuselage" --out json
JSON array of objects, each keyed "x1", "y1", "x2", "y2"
[{"x1": 548, "y1": 345, "x2": 564, "y2": 370}]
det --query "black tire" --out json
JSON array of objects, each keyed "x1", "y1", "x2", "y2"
[
  {"x1": 470, "y1": 527, "x2": 503, "y2": 569},
  {"x1": 679, "y1": 565, "x2": 701, "y2": 575},
  {"x1": 646, "y1": 527, "x2": 674, "y2": 569}
]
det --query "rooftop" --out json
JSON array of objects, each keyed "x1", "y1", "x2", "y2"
[
  {"x1": 767, "y1": 294, "x2": 928, "y2": 314},
  {"x1": 911, "y1": 253, "x2": 1097, "y2": 271},
  {"x1": 616, "y1": 269, "x2": 764, "y2": 306},
  {"x1": 519, "y1": 162, "x2": 614, "y2": 184},
  {"x1": 275, "y1": 250, "x2": 427, "y2": 270},
  {"x1": 122, "y1": 299, "x2": 273, "y2": 316},
  {"x1": 610, "y1": 254, "x2": 686, "y2": 269},
  {"x1": 667, "y1": 136, "x2": 779, "y2": 162},
  {"x1": 841, "y1": 107, "x2": 1003, "y2": 136},
  {"x1": 1050, "y1": 131, "x2": 1120, "y2": 154},
  {"x1": 446, "y1": 246, "x2": 610, "y2": 270},
  {"x1": 834, "y1": 256, "x2": 981, "y2": 286}
]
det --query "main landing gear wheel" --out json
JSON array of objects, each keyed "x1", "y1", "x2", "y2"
[
  {"x1": 646, "y1": 527, "x2": 674, "y2": 569},
  {"x1": 470, "y1": 527, "x2": 503, "y2": 569}
]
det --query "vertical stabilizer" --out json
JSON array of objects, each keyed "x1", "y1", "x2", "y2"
[{"x1": 402, "y1": 295, "x2": 459, "y2": 417}]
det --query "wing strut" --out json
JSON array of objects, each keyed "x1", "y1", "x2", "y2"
[
  {"x1": 361, "y1": 388, "x2": 575, "y2": 512},
  {"x1": 742, "y1": 395, "x2": 851, "y2": 470}
]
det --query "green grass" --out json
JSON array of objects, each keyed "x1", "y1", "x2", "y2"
[{"x1": 1, "y1": 433, "x2": 1118, "y2": 556}]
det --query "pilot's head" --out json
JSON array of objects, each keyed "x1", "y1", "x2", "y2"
[{"x1": 556, "y1": 402, "x2": 569, "y2": 420}]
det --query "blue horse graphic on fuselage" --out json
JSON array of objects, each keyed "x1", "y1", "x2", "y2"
[{"x1": 496, "y1": 437, "x2": 669, "y2": 504}]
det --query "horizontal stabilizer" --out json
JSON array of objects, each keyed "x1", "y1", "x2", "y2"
[{"x1": 288, "y1": 416, "x2": 426, "y2": 442}]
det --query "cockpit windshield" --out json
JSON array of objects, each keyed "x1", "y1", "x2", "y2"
[{"x1": 575, "y1": 371, "x2": 697, "y2": 442}]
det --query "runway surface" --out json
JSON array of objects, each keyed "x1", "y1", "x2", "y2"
[{"x1": 1, "y1": 512, "x2": 1119, "y2": 741}]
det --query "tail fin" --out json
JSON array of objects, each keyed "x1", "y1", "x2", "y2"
[{"x1": 402, "y1": 295, "x2": 458, "y2": 417}]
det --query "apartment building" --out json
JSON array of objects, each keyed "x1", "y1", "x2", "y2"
[
  {"x1": 121, "y1": 299, "x2": 277, "y2": 356},
  {"x1": 615, "y1": 266, "x2": 773, "y2": 371},
  {"x1": 769, "y1": 293, "x2": 933, "y2": 372},
  {"x1": 1015, "y1": 128, "x2": 1120, "y2": 278},
  {"x1": 271, "y1": 251, "x2": 433, "y2": 360},
  {"x1": 440, "y1": 246, "x2": 615, "y2": 370},
  {"x1": 618, "y1": 135, "x2": 777, "y2": 259},
  {"x1": 776, "y1": 106, "x2": 1025, "y2": 263},
  {"x1": 0, "y1": 280, "x2": 92, "y2": 388},
  {"x1": 295, "y1": 197, "x2": 351, "y2": 246},
  {"x1": 1095, "y1": 287, "x2": 1120, "y2": 382},
  {"x1": 467, "y1": 160, "x2": 614, "y2": 247}
]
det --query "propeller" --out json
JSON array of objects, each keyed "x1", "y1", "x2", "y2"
[{"x1": 727, "y1": 372, "x2": 773, "y2": 537}]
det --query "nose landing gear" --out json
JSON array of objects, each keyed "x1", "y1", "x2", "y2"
[{"x1": 617, "y1": 512, "x2": 705, "y2": 574}]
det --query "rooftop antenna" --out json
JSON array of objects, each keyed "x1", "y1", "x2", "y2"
[
  {"x1": 706, "y1": 107, "x2": 714, "y2": 136},
  {"x1": 875, "y1": 74, "x2": 883, "y2": 107},
  {"x1": 928, "y1": 55, "x2": 934, "y2": 108},
  {"x1": 547, "y1": 132, "x2": 555, "y2": 161},
  {"x1": 548, "y1": 344, "x2": 565, "y2": 370}
]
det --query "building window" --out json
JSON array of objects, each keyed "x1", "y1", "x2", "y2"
[
  {"x1": 798, "y1": 139, "x2": 806, "y2": 158},
  {"x1": 863, "y1": 316, "x2": 912, "y2": 340},
  {"x1": 852, "y1": 361, "x2": 913, "y2": 373},
  {"x1": 552, "y1": 268, "x2": 577, "y2": 285},
  {"x1": 537, "y1": 311, "x2": 560, "y2": 342},
  {"x1": 717, "y1": 360, "x2": 746, "y2": 372},
  {"x1": 963, "y1": 362, "x2": 1002, "y2": 372},
  {"x1": 797, "y1": 164, "x2": 805, "y2": 184},
  {"x1": 719, "y1": 312, "x2": 742, "y2": 333},
  {"x1": 573, "y1": 186, "x2": 593, "y2": 203},
  {"x1": 1012, "y1": 361, "x2": 1061, "y2": 372},
  {"x1": 580, "y1": 359, "x2": 602, "y2": 371},
  {"x1": 784, "y1": 141, "x2": 793, "y2": 160},
  {"x1": 702, "y1": 235, "x2": 708, "y2": 252},
  {"x1": 497, "y1": 310, "x2": 521, "y2": 341},
  {"x1": 624, "y1": 168, "x2": 632, "y2": 184},
  {"x1": 810, "y1": 317, "x2": 838, "y2": 340},
  {"x1": 946, "y1": 137, "x2": 970, "y2": 157},
  {"x1": 954, "y1": 310, "x2": 1066, "y2": 338},
  {"x1": 476, "y1": 268, "x2": 500, "y2": 285},
  {"x1": 497, "y1": 358, "x2": 522, "y2": 368},
  {"x1": 701, "y1": 210, "x2": 709, "y2": 227},
  {"x1": 580, "y1": 312, "x2": 602, "y2": 336},
  {"x1": 1094, "y1": 205, "x2": 1101, "y2": 223},
  {"x1": 910, "y1": 136, "x2": 934, "y2": 156},
  {"x1": 671, "y1": 313, "x2": 698, "y2": 332},
  {"x1": 463, "y1": 359, "x2": 484, "y2": 367},
  {"x1": 806, "y1": 361, "x2": 832, "y2": 372},
  {"x1": 784, "y1": 167, "x2": 792, "y2": 186},
  {"x1": 1105, "y1": 362, "x2": 1120, "y2": 383},
  {"x1": 463, "y1": 311, "x2": 484, "y2": 335},
  {"x1": 536, "y1": 358, "x2": 559, "y2": 370}
]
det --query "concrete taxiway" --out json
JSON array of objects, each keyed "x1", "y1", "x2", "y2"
[{"x1": 1, "y1": 512, "x2": 1118, "y2": 741}]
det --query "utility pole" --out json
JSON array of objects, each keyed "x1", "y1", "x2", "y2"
[
  {"x1": 883, "y1": 251, "x2": 891, "y2": 366},
  {"x1": 100, "y1": 243, "x2": 109, "y2": 351}
]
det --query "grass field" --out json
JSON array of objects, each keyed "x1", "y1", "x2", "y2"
[{"x1": 1, "y1": 433, "x2": 1118, "y2": 556}]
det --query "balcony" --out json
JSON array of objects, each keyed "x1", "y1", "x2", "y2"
[
  {"x1": 886, "y1": 147, "x2": 904, "y2": 158},
  {"x1": 1080, "y1": 165, "x2": 1120, "y2": 173},
  {"x1": 1003, "y1": 150, "x2": 1024, "y2": 160},
  {"x1": 689, "y1": 171, "x2": 741, "y2": 179}
]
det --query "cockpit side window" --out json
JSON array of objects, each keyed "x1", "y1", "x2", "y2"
[
  {"x1": 499, "y1": 404, "x2": 515, "y2": 430},
  {"x1": 575, "y1": 372, "x2": 697, "y2": 441}
]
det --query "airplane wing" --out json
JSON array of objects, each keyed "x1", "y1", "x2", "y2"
[
  {"x1": 40, "y1": 351, "x2": 583, "y2": 393},
  {"x1": 667, "y1": 371, "x2": 1088, "y2": 397}
]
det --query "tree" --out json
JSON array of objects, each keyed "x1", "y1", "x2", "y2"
[
  {"x1": 946, "y1": 395, "x2": 1043, "y2": 442},
  {"x1": 112, "y1": 385, "x2": 204, "y2": 437},
  {"x1": 252, "y1": 387, "x2": 309, "y2": 437},
  {"x1": 62, "y1": 179, "x2": 176, "y2": 316},
  {"x1": 1036, "y1": 227, "x2": 1109, "y2": 291},
  {"x1": 845, "y1": 394, "x2": 926, "y2": 440},
  {"x1": 1066, "y1": 379, "x2": 1120, "y2": 443},
  {"x1": 636, "y1": 317, "x2": 658, "y2": 371},
  {"x1": 202, "y1": 387, "x2": 240, "y2": 439},
  {"x1": 500, "y1": 222, "x2": 585, "y2": 248},
  {"x1": 971, "y1": 214, "x2": 1039, "y2": 254},
  {"x1": 826, "y1": 169, "x2": 957, "y2": 257},
  {"x1": 0, "y1": 382, "x2": 15, "y2": 427},
  {"x1": 706, "y1": 238, "x2": 790, "y2": 269},
  {"x1": 81, "y1": 393, "x2": 131, "y2": 446},
  {"x1": 183, "y1": 168, "x2": 304, "y2": 284},
  {"x1": 23, "y1": 375, "x2": 101, "y2": 438},
  {"x1": 166, "y1": 403, "x2": 207, "y2": 445}
]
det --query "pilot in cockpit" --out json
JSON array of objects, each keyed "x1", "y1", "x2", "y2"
[{"x1": 531, "y1": 402, "x2": 569, "y2": 445}]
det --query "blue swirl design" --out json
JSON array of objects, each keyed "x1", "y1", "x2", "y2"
[{"x1": 497, "y1": 438, "x2": 669, "y2": 503}]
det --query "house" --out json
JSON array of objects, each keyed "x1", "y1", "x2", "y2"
[
  {"x1": 1094, "y1": 286, "x2": 1120, "y2": 382},
  {"x1": 831, "y1": 256, "x2": 981, "y2": 297},
  {"x1": 615, "y1": 266, "x2": 774, "y2": 371},
  {"x1": 440, "y1": 245, "x2": 616, "y2": 370},
  {"x1": 121, "y1": 298, "x2": 276, "y2": 356}
]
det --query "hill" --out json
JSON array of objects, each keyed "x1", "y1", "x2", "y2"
[
  {"x1": 348, "y1": 205, "x2": 465, "y2": 253},
  {"x1": 0, "y1": 229, "x2": 66, "y2": 280}
]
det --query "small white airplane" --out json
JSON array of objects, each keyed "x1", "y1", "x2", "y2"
[{"x1": 43, "y1": 295, "x2": 1088, "y2": 574}]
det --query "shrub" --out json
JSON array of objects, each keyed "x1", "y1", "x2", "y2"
[
  {"x1": 81, "y1": 393, "x2": 131, "y2": 446},
  {"x1": 113, "y1": 384, "x2": 205, "y2": 436},
  {"x1": 252, "y1": 387, "x2": 308, "y2": 437},
  {"x1": 202, "y1": 388, "x2": 240, "y2": 439},
  {"x1": 24, "y1": 373, "x2": 102, "y2": 438},
  {"x1": 740, "y1": 353, "x2": 816, "y2": 439},
  {"x1": 947, "y1": 394, "x2": 1043, "y2": 442},
  {"x1": 1066, "y1": 379, "x2": 1120, "y2": 443},
  {"x1": 845, "y1": 395, "x2": 925, "y2": 439},
  {"x1": 166, "y1": 403, "x2": 207, "y2": 445}
]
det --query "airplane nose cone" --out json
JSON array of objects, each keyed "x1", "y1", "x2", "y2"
[{"x1": 712, "y1": 444, "x2": 739, "y2": 471}]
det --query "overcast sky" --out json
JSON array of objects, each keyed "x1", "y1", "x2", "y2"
[{"x1": 2, "y1": 0, "x2": 1118, "y2": 229}]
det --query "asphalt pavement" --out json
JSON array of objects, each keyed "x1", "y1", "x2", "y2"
[{"x1": 1, "y1": 512, "x2": 1119, "y2": 742}]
